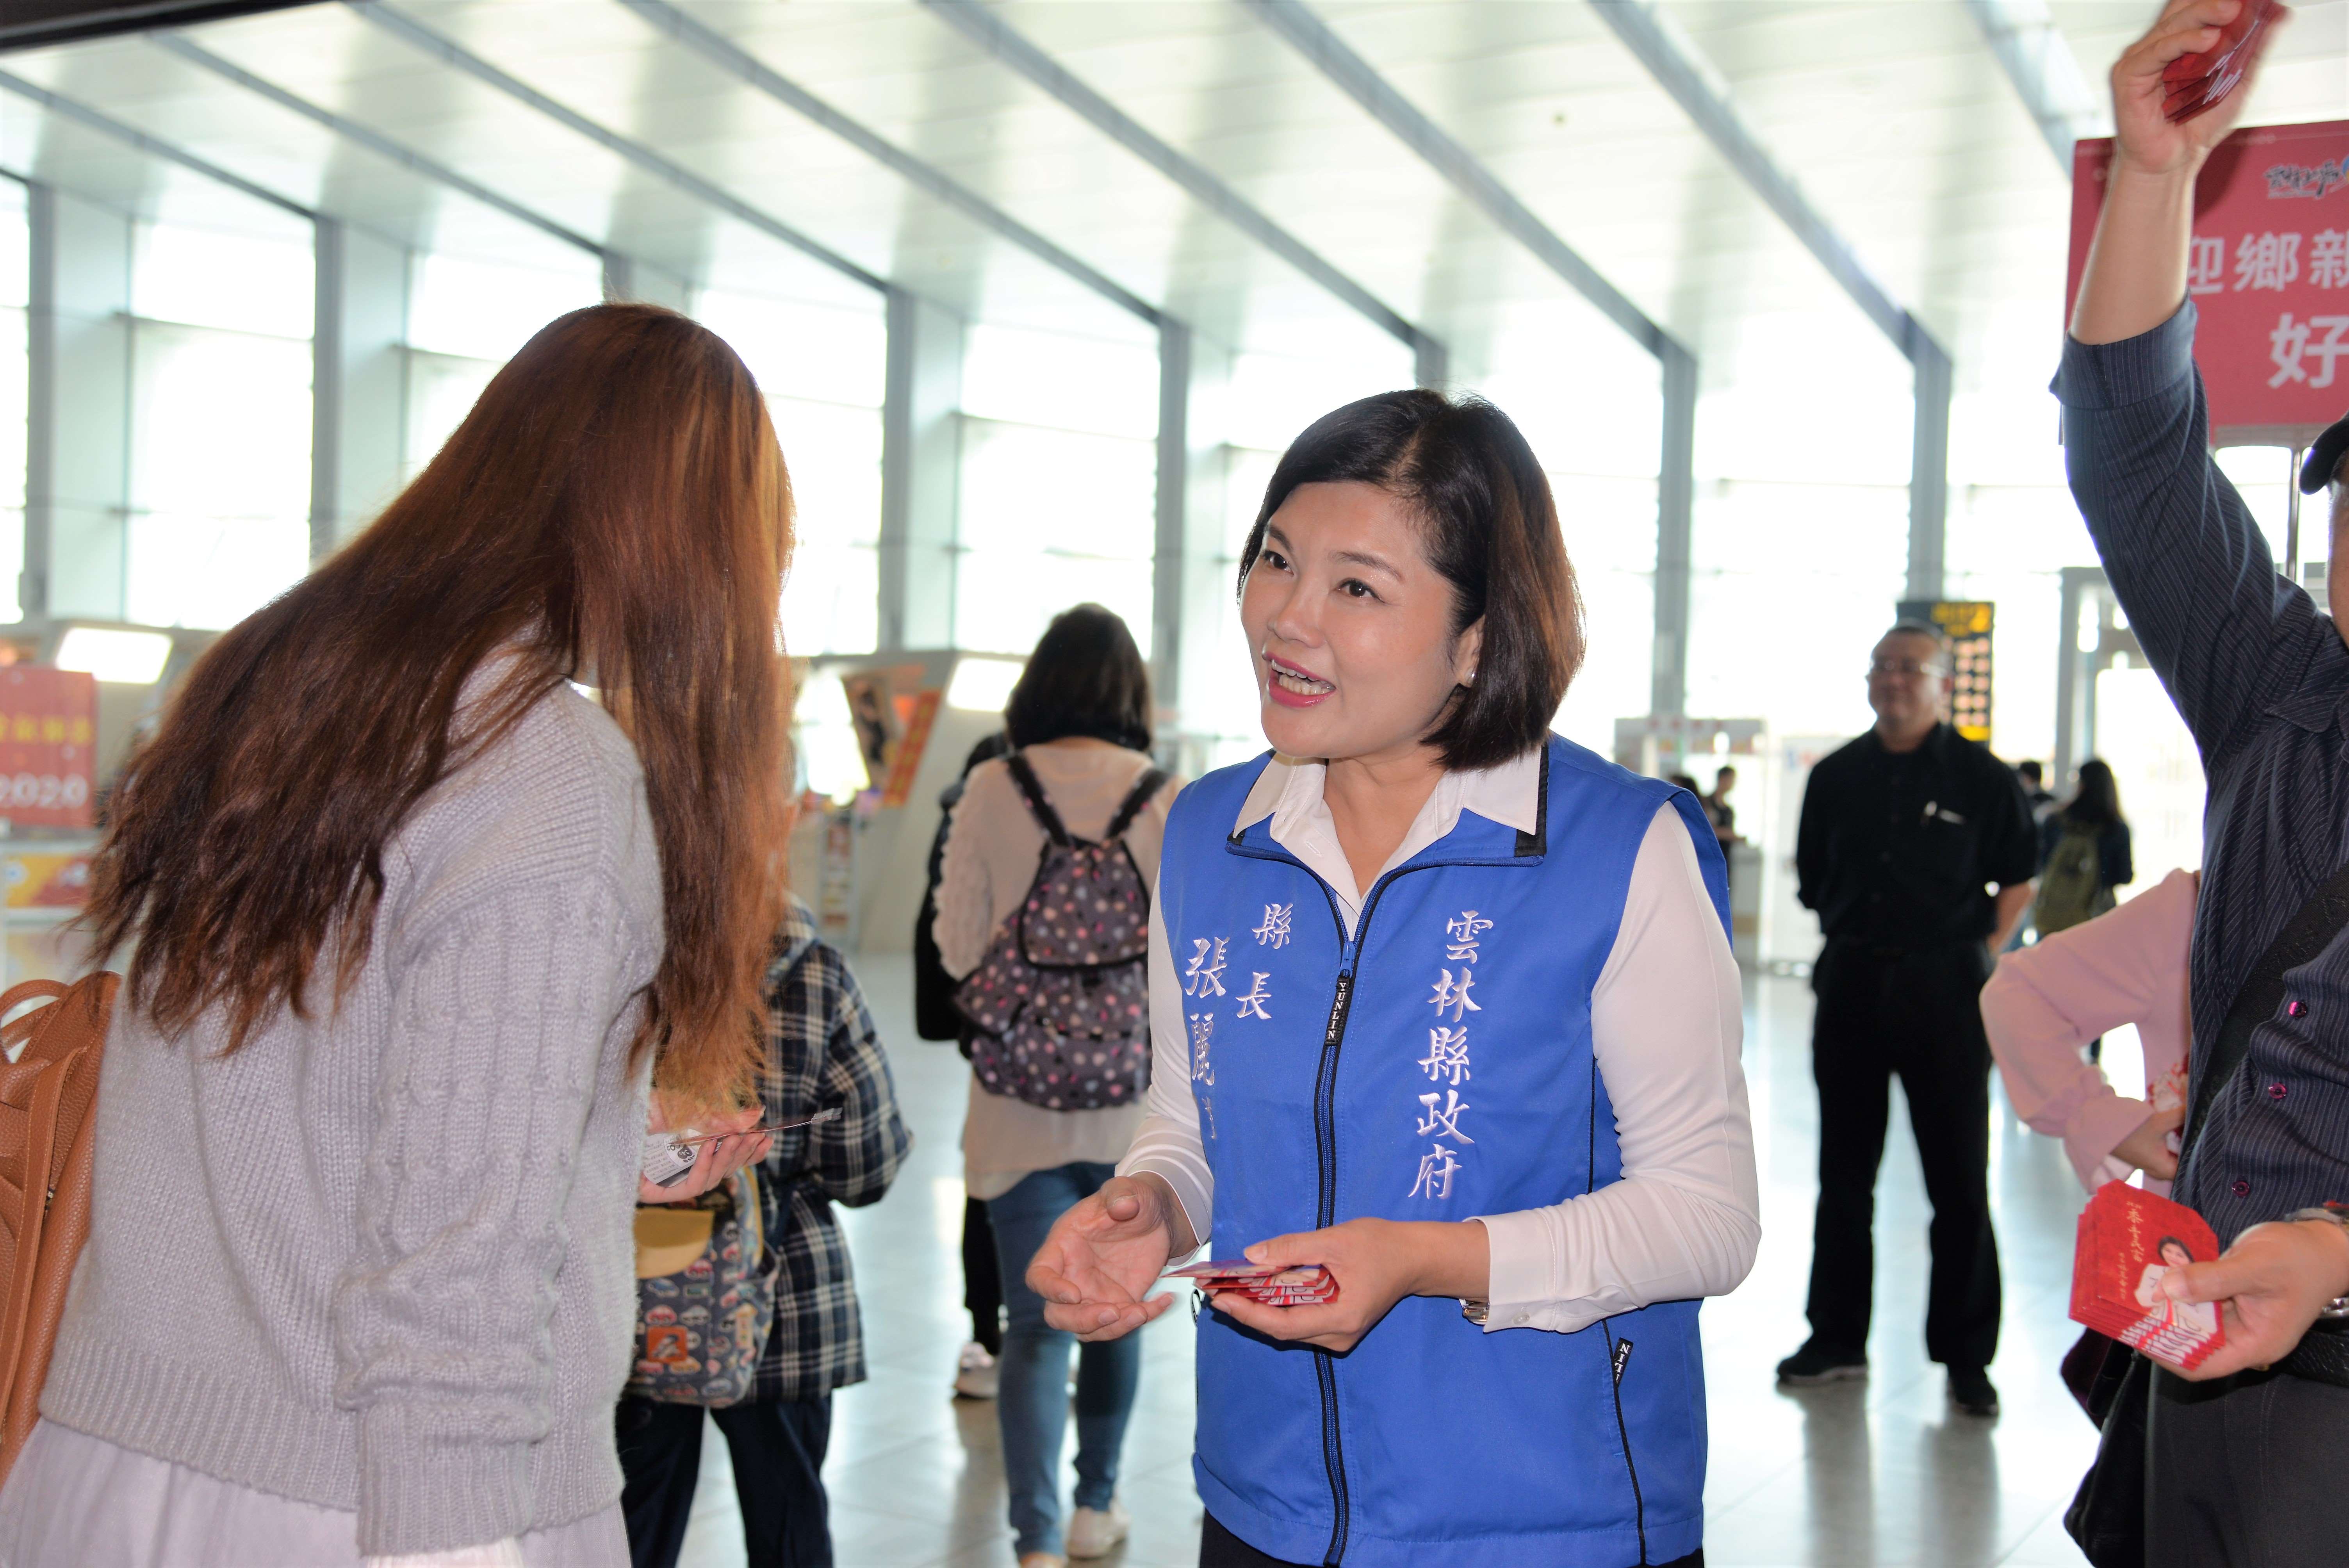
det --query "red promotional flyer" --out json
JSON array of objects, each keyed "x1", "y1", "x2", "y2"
[
  {"x1": 2069, "y1": 120, "x2": 2349, "y2": 445},
  {"x1": 2071, "y1": 1181, "x2": 2225, "y2": 1370}
]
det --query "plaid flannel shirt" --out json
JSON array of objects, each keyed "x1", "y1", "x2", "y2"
[{"x1": 751, "y1": 894, "x2": 913, "y2": 1402}]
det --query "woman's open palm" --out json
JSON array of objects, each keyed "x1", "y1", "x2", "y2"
[{"x1": 1027, "y1": 1176, "x2": 1178, "y2": 1342}]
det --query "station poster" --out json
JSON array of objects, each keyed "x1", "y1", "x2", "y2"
[
  {"x1": 0, "y1": 666, "x2": 98, "y2": 829},
  {"x1": 2067, "y1": 120, "x2": 2349, "y2": 445}
]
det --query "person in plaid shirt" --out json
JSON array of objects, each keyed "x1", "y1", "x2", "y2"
[{"x1": 617, "y1": 892, "x2": 913, "y2": 1568}]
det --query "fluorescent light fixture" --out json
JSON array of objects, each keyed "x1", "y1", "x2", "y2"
[
  {"x1": 946, "y1": 657, "x2": 1023, "y2": 713},
  {"x1": 55, "y1": 627, "x2": 171, "y2": 684}
]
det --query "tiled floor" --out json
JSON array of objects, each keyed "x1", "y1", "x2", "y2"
[{"x1": 676, "y1": 956, "x2": 2098, "y2": 1568}]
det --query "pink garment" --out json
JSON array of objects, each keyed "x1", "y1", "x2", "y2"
[{"x1": 1979, "y1": 866, "x2": 2196, "y2": 1196}]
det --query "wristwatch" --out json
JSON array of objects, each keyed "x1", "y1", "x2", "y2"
[
  {"x1": 1459, "y1": 1299, "x2": 1489, "y2": 1325},
  {"x1": 2285, "y1": 1203, "x2": 2349, "y2": 1320}
]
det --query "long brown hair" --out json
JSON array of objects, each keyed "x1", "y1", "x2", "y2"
[{"x1": 85, "y1": 303, "x2": 792, "y2": 1108}]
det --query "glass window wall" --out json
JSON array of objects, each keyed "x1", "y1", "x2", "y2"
[
  {"x1": 697, "y1": 288, "x2": 886, "y2": 657},
  {"x1": 955, "y1": 324, "x2": 1158, "y2": 658},
  {"x1": 125, "y1": 218, "x2": 314, "y2": 630},
  {"x1": 401, "y1": 251, "x2": 602, "y2": 485}
]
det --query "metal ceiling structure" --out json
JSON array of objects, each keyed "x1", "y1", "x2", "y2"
[
  {"x1": 149, "y1": 29, "x2": 603, "y2": 258},
  {"x1": 921, "y1": 0, "x2": 1444, "y2": 383},
  {"x1": 1964, "y1": 0, "x2": 2104, "y2": 172}
]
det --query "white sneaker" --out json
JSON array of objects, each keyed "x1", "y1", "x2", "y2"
[
  {"x1": 1066, "y1": 1501, "x2": 1130, "y2": 1559},
  {"x1": 952, "y1": 1341, "x2": 998, "y2": 1399}
]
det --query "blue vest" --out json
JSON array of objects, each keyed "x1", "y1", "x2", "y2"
[{"x1": 1160, "y1": 735, "x2": 1729, "y2": 1568}]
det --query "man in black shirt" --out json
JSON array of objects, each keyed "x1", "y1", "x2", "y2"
[{"x1": 1777, "y1": 619, "x2": 2038, "y2": 1416}]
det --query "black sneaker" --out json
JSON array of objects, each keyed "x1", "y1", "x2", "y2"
[
  {"x1": 1948, "y1": 1365, "x2": 2000, "y2": 1417},
  {"x1": 1775, "y1": 1341, "x2": 1868, "y2": 1384}
]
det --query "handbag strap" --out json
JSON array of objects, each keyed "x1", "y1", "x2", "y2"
[{"x1": 2179, "y1": 857, "x2": 2349, "y2": 1185}]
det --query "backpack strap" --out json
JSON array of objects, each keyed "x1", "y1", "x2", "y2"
[
  {"x1": 1002, "y1": 752, "x2": 1073, "y2": 848},
  {"x1": 1106, "y1": 768, "x2": 1170, "y2": 843}
]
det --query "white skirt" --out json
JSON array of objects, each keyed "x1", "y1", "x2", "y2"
[{"x1": 0, "y1": 1420, "x2": 628, "y2": 1568}]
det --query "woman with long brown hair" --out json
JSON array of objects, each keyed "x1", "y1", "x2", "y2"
[{"x1": 0, "y1": 304, "x2": 793, "y2": 1568}]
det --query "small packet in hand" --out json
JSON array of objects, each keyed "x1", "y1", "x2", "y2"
[
  {"x1": 640, "y1": 1131, "x2": 703, "y2": 1189},
  {"x1": 1166, "y1": 1259, "x2": 1339, "y2": 1308},
  {"x1": 641, "y1": 1107, "x2": 843, "y2": 1190}
]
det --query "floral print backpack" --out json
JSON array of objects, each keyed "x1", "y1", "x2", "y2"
[{"x1": 954, "y1": 752, "x2": 1167, "y2": 1111}]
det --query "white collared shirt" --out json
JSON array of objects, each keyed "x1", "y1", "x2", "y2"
[{"x1": 1119, "y1": 748, "x2": 1761, "y2": 1334}]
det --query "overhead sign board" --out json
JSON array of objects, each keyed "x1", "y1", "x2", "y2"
[{"x1": 2068, "y1": 120, "x2": 2349, "y2": 446}]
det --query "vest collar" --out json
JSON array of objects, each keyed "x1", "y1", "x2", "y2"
[{"x1": 1230, "y1": 744, "x2": 1544, "y2": 841}]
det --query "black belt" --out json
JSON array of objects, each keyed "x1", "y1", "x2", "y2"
[{"x1": 2279, "y1": 1317, "x2": 2349, "y2": 1388}]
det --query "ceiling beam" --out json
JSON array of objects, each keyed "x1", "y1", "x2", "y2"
[
  {"x1": 919, "y1": 0, "x2": 1443, "y2": 375},
  {"x1": 1962, "y1": 0, "x2": 2100, "y2": 173},
  {"x1": 1243, "y1": 0, "x2": 1679, "y2": 365},
  {"x1": 1587, "y1": 0, "x2": 1943, "y2": 365},
  {"x1": 347, "y1": 0, "x2": 884, "y2": 293},
  {"x1": 0, "y1": 0, "x2": 306, "y2": 54},
  {"x1": 148, "y1": 30, "x2": 606, "y2": 261},
  {"x1": 614, "y1": 0, "x2": 1160, "y2": 328},
  {"x1": 0, "y1": 62, "x2": 314, "y2": 220}
]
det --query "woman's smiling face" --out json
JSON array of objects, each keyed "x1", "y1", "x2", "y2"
[{"x1": 1240, "y1": 480, "x2": 1481, "y2": 764}]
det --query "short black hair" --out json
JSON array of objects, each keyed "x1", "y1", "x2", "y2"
[
  {"x1": 2017, "y1": 760, "x2": 2044, "y2": 784},
  {"x1": 1002, "y1": 603, "x2": 1153, "y2": 753},
  {"x1": 1236, "y1": 389, "x2": 1583, "y2": 771}
]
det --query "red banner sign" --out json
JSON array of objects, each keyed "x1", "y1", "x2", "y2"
[
  {"x1": 2068, "y1": 120, "x2": 2349, "y2": 444},
  {"x1": 0, "y1": 666, "x2": 98, "y2": 829}
]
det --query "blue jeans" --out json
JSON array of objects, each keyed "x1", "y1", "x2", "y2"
[{"x1": 986, "y1": 1162, "x2": 1142, "y2": 1559}]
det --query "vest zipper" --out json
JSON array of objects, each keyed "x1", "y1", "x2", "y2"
[{"x1": 1306, "y1": 872, "x2": 1411, "y2": 1567}]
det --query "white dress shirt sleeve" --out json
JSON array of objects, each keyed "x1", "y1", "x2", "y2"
[
  {"x1": 1473, "y1": 805, "x2": 1761, "y2": 1334},
  {"x1": 1114, "y1": 876, "x2": 1213, "y2": 1252}
]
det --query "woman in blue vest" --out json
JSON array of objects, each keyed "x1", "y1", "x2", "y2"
[{"x1": 1027, "y1": 390, "x2": 1761, "y2": 1568}]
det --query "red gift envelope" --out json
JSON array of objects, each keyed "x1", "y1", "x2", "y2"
[
  {"x1": 1166, "y1": 1259, "x2": 1338, "y2": 1308},
  {"x1": 2071, "y1": 1182, "x2": 2225, "y2": 1369},
  {"x1": 2162, "y1": 0, "x2": 2282, "y2": 124}
]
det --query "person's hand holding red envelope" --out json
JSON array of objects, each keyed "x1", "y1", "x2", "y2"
[
  {"x1": 2099, "y1": 0, "x2": 2290, "y2": 191},
  {"x1": 1172, "y1": 1216, "x2": 1491, "y2": 1356},
  {"x1": 2159, "y1": 0, "x2": 2283, "y2": 123}
]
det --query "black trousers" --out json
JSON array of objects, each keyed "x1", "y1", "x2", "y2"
[
  {"x1": 1198, "y1": 1513, "x2": 1703, "y2": 1567},
  {"x1": 964, "y1": 1194, "x2": 1004, "y2": 1354},
  {"x1": 1804, "y1": 940, "x2": 2001, "y2": 1369},
  {"x1": 616, "y1": 1393, "x2": 833, "y2": 1568},
  {"x1": 2148, "y1": 1366, "x2": 2349, "y2": 1565}
]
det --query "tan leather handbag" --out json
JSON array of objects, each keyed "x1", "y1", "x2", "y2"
[{"x1": 0, "y1": 973, "x2": 117, "y2": 1487}]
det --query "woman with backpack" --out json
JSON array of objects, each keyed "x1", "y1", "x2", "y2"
[
  {"x1": 2034, "y1": 758, "x2": 2135, "y2": 940},
  {"x1": 1023, "y1": 391, "x2": 1760, "y2": 1568},
  {"x1": 0, "y1": 305, "x2": 792, "y2": 1568},
  {"x1": 932, "y1": 604, "x2": 1178, "y2": 1568}
]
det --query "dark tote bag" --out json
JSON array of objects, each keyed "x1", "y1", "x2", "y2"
[{"x1": 2064, "y1": 859, "x2": 2349, "y2": 1566}]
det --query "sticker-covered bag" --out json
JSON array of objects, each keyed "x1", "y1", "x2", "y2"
[
  {"x1": 954, "y1": 753, "x2": 1165, "y2": 1111},
  {"x1": 627, "y1": 1165, "x2": 776, "y2": 1408}
]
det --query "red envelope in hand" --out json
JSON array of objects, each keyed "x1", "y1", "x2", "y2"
[
  {"x1": 2071, "y1": 1182, "x2": 2226, "y2": 1370},
  {"x1": 2162, "y1": 0, "x2": 2283, "y2": 124}
]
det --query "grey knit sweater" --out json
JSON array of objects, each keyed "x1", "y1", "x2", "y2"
[{"x1": 42, "y1": 681, "x2": 662, "y2": 1556}]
